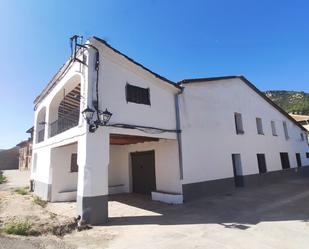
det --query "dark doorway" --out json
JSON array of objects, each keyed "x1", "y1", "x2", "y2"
[
  {"x1": 257, "y1": 154, "x2": 267, "y2": 173},
  {"x1": 296, "y1": 153, "x2": 302, "y2": 167},
  {"x1": 232, "y1": 154, "x2": 244, "y2": 187},
  {"x1": 131, "y1": 150, "x2": 156, "y2": 195},
  {"x1": 280, "y1": 153, "x2": 290, "y2": 169}
]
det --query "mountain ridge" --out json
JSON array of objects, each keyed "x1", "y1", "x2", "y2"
[{"x1": 265, "y1": 90, "x2": 309, "y2": 115}]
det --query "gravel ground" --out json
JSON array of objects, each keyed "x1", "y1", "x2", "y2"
[
  {"x1": 0, "y1": 234, "x2": 74, "y2": 249},
  {"x1": 2, "y1": 170, "x2": 309, "y2": 249}
]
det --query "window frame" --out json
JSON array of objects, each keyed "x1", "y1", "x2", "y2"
[
  {"x1": 283, "y1": 121, "x2": 289, "y2": 140},
  {"x1": 70, "y1": 153, "x2": 78, "y2": 173},
  {"x1": 300, "y1": 133, "x2": 304, "y2": 141},
  {"x1": 256, "y1": 117, "x2": 264, "y2": 135},
  {"x1": 234, "y1": 112, "x2": 244, "y2": 135},
  {"x1": 125, "y1": 83, "x2": 151, "y2": 106},
  {"x1": 271, "y1": 121, "x2": 277, "y2": 136}
]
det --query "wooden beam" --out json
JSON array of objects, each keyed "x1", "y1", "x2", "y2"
[{"x1": 110, "y1": 134, "x2": 159, "y2": 145}]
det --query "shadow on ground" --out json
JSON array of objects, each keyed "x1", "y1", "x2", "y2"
[{"x1": 107, "y1": 176, "x2": 309, "y2": 228}]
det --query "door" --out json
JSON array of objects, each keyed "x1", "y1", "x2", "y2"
[
  {"x1": 296, "y1": 153, "x2": 302, "y2": 167},
  {"x1": 131, "y1": 150, "x2": 156, "y2": 195},
  {"x1": 280, "y1": 153, "x2": 290, "y2": 169},
  {"x1": 232, "y1": 154, "x2": 244, "y2": 187},
  {"x1": 257, "y1": 154, "x2": 267, "y2": 173}
]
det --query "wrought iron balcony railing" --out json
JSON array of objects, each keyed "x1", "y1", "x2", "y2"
[
  {"x1": 37, "y1": 129, "x2": 45, "y2": 143},
  {"x1": 50, "y1": 107, "x2": 80, "y2": 137}
]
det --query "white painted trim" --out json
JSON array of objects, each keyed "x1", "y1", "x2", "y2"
[{"x1": 151, "y1": 191, "x2": 183, "y2": 204}]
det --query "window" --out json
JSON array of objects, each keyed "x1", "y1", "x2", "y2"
[
  {"x1": 234, "y1": 113, "x2": 244, "y2": 134},
  {"x1": 283, "y1": 121, "x2": 289, "y2": 140},
  {"x1": 271, "y1": 121, "x2": 277, "y2": 136},
  {"x1": 32, "y1": 153, "x2": 37, "y2": 173},
  {"x1": 70, "y1": 153, "x2": 78, "y2": 172},
  {"x1": 256, "y1": 118, "x2": 264, "y2": 135},
  {"x1": 306, "y1": 152, "x2": 309, "y2": 158},
  {"x1": 300, "y1": 133, "x2": 304, "y2": 141},
  {"x1": 126, "y1": 83, "x2": 150, "y2": 105},
  {"x1": 257, "y1": 154, "x2": 267, "y2": 173}
]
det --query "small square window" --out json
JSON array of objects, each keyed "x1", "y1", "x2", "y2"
[{"x1": 126, "y1": 83, "x2": 150, "y2": 105}]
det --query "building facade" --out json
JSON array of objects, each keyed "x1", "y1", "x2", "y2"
[
  {"x1": 17, "y1": 127, "x2": 34, "y2": 171},
  {"x1": 290, "y1": 114, "x2": 309, "y2": 141},
  {"x1": 31, "y1": 36, "x2": 309, "y2": 224}
]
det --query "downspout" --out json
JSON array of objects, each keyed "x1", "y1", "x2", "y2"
[{"x1": 175, "y1": 86, "x2": 184, "y2": 180}]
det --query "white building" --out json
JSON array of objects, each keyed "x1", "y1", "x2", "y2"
[
  {"x1": 31, "y1": 36, "x2": 309, "y2": 224},
  {"x1": 290, "y1": 114, "x2": 309, "y2": 141}
]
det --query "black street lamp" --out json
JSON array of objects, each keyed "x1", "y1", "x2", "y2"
[
  {"x1": 82, "y1": 107, "x2": 95, "y2": 124},
  {"x1": 82, "y1": 107, "x2": 112, "y2": 133},
  {"x1": 99, "y1": 108, "x2": 113, "y2": 125}
]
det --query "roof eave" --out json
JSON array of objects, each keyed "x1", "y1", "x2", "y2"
[
  {"x1": 178, "y1": 75, "x2": 308, "y2": 133},
  {"x1": 92, "y1": 36, "x2": 182, "y2": 90}
]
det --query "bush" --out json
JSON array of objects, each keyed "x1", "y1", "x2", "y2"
[
  {"x1": 0, "y1": 174, "x2": 7, "y2": 184},
  {"x1": 4, "y1": 219, "x2": 32, "y2": 236},
  {"x1": 32, "y1": 196, "x2": 47, "y2": 208},
  {"x1": 14, "y1": 187, "x2": 28, "y2": 195}
]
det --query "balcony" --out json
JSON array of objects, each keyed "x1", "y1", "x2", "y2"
[
  {"x1": 50, "y1": 107, "x2": 80, "y2": 137},
  {"x1": 37, "y1": 129, "x2": 45, "y2": 143}
]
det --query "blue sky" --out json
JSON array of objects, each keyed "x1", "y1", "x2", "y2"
[{"x1": 0, "y1": 0, "x2": 309, "y2": 149}]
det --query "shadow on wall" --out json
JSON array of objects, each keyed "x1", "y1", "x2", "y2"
[{"x1": 106, "y1": 174, "x2": 309, "y2": 228}]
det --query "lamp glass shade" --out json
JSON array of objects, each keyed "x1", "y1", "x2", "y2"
[
  {"x1": 99, "y1": 108, "x2": 112, "y2": 124},
  {"x1": 82, "y1": 107, "x2": 95, "y2": 122}
]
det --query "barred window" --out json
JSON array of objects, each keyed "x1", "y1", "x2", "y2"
[{"x1": 126, "y1": 83, "x2": 150, "y2": 105}]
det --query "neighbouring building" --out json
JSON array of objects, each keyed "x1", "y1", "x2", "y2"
[
  {"x1": 290, "y1": 114, "x2": 309, "y2": 141},
  {"x1": 17, "y1": 127, "x2": 34, "y2": 171},
  {"x1": 31, "y1": 36, "x2": 309, "y2": 224}
]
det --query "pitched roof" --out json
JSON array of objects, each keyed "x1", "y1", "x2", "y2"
[
  {"x1": 290, "y1": 114, "x2": 309, "y2": 122},
  {"x1": 92, "y1": 36, "x2": 181, "y2": 90},
  {"x1": 178, "y1": 75, "x2": 308, "y2": 133},
  {"x1": 34, "y1": 37, "x2": 181, "y2": 108},
  {"x1": 16, "y1": 140, "x2": 29, "y2": 148}
]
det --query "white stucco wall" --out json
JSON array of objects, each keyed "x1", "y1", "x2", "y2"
[
  {"x1": 31, "y1": 146, "x2": 51, "y2": 184},
  {"x1": 303, "y1": 123, "x2": 309, "y2": 141},
  {"x1": 179, "y1": 78, "x2": 309, "y2": 185},
  {"x1": 109, "y1": 139, "x2": 182, "y2": 194},
  {"x1": 91, "y1": 38, "x2": 179, "y2": 130},
  {"x1": 51, "y1": 143, "x2": 78, "y2": 202},
  {"x1": 31, "y1": 39, "x2": 180, "y2": 191}
]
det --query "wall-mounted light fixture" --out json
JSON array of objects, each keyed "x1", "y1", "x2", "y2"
[{"x1": 82, "y1": 107, "x2": 112, "y2": 133}]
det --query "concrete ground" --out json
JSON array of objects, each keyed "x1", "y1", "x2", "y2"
[
  {"x1": 60, "y1": 176, "x2": 309, "y2": 249},
  {"x1": 0, "y1": 170, "x2": 30, "y2": 191},
  {"x1": 2, "y1": 171, "x2": 309, "y2": 248}
]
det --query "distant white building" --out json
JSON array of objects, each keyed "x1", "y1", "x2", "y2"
[
  {"x1": 290, "y1": 114, "x2": 309, "y2": 141},
  {"x1": 31, "y1": 36, "x2": 309, "y2": 224}
]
